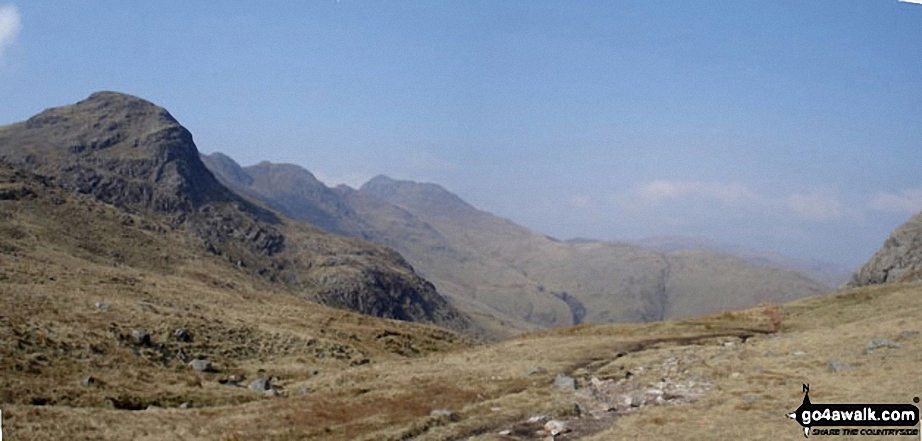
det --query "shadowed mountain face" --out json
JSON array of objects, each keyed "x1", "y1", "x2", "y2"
[
  {"x1": 850, "y1": 212, "x2": 922, "y2": 286},
  {"x1": 204, "y1": 155, "x2": 832, "y2": 338},
  {"x1": 0, "y1": 92, "x2": 472, "y2": 333}
]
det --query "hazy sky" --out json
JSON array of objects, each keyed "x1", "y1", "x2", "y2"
[{"x1": 1, "y1": 1, "x2": 921, "y2": 267}]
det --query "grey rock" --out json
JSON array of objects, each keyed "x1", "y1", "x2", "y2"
[
  {"x1": 248, "y1": 377, "x2": 272, "y2": 392},
  {"x1": 544, "y1": 420, "x2": 566, "y2": 436},
  {"x1": 498, "y1": 429, "x2": 512, "y2": 436},
  {"x1": 742, "y1": 395, "x2": 758, "y2": 404},
  {"x1": 264, "y1": 388, "x2": 281, "y2": 397},
  {"x1": 829, "y1": 359, "x2": 853, "y2": 372},
  {"x1": 898, "y1": 330, "x2": 920, "y2": 341},
  {"x1": 850, "y1": 212, "x2": 922, "y2": 286},
  {"x1": 554, "y1": 374, "x2": 576, "y2": 391},
  {"x1": 130, "y1": 329, "x2": 151, "y2": 346},
  {"x1": 864, "y1": 339, "x2": 901, "y2": 354},
  {"x1": 81, "y1": 376, "x2": 96, "y2": 387},
  {"x1": 93, "y1": 302, "x2": 110, "y2": 311},
  {"x1": 145, "y1": 405, "x2": 160, "y2": 411},
  {"x1": 188, "y1": 358, "x2": 213, "y2": 372},
  {"x1": 179, "y1": 402, "x2": 191, "y2": 409},
  {"x1": 430, "y1": 408, "x2": 452, "y2": 418},
  {"x1": 173, "y1": 328, "x2": 193, "y2": 343},
  {"x1": 527, "y1": 366, "x2": 547, "y2": 375}
]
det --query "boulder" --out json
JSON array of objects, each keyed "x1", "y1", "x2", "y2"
[
  {"x1": 188, "y1": 359, "x2": 213, "y2": 372},
  {"x1": 554, "y1": 374, "x2": 576, "y2": 391},
  {"x1": 173, "y1": 328, "x2": 193, "y2": 343},
  {"x1": 130, "y1": 329, "x2": 151, "y2": 346},
  {"x1": 544, "y1": 420, "x2": 566, "y2": 436},
  {"x1": 248, "y1": 377, "x2": 272, "y2": 392},
  {"x1": 528, "y1": 366, "x2": 547, "y2": 375}
]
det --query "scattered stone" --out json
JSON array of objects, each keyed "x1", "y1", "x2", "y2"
[
  {"x1": 864, "y1": 339, "x2": 901, "y2": 354},
  {"x1": 790, "y1": 350, "x2": 807, "y2": 357},
  {"x1": 264, "y1": 388, "x2": 281, "y2": 397},
  {"x1": 528, "y1": 366, "x2": 548, "y2": 375},
  {"x1": 742, "y1": 395, "x2": 758, "y2": 404},
  {"x1": 527, "y1": 415, "x2": 547, "y2": 423},
  {"x1": 544, "y1": 420, "x2": 566, "y2": 436},
  {"x1": 491, "y1": 406, "x2": 502, "y2": 412},
  {"x1": 829, "y1": 359, "x2": 853, "y2": 373},
  {"x1": 897, "y1": 330, "x2": 919, "y2": 341},
  {"x1": 590, "y1": 376, "x2": 603, "y2": 387},
  {"x1": 130, "y1": 329, "x2": 151, "y2": 346},
  {"x1": 729, "y1": 372, "x2": 741, "y2": 379},
  {"x1": 93, "y1": 302, "x2": 110, "y2": 311},
  {"x1": 498, "y1": 429, "x2": 512, "y2": 436},
  {"x1": 173, "y1": 328, "x2": 193, "y2": 343},
  {"x1": 179, "y1": 402, "x2": 191, "y2": 409},
  {"x1": 430, "y1": 408, "x2": 452, "y2": 418},
  {"x1": 81, "y1": 376, "x2": 96, "y2": 387},
  {"x1": 554, "y1": 374, "x2": 576, "y2": 391},
  {"x1": 188, "y1": 359, "x2": 213, "y2": 372},
  {"x1": 145, "y1": 405, "x2": 160, "y2": 411}
]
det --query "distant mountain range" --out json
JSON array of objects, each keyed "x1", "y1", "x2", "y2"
[
  {"x1": 202, "y1": 153, "x2": 832, "y2": 338},
  {"x1": 635, "y1": 236, "x2": 853, "y2": 288}
]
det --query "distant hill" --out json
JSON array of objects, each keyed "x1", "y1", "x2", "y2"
[
  {"x1": 637, "y1": 235, "x2": 853, "y2": 287},
  {"x1": 850, "y1": 211, "x2": 922, "y2": 286},
  {"x1": 203, "y1": 155, "x2": 832, "y2": 338},
  {"x1": 0, "y1": 92, "x2": 472, "y2": 333}
]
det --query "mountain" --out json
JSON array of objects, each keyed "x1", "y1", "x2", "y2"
[
  {"x1": 637, "y1": 235, "x2": 853, "y2": 287},
  {"x1": 850, "y1": 211, "x2": 922, "y2": 286},
  {"x1": 0, "y1": 92, "x2": 472, "y2": 333},
  {"x1": 0, "y1": 157, "x2": 472, "y2": 426},
  {"x1": 202, "y1": 156, "x2": 831, "y2": 338}
]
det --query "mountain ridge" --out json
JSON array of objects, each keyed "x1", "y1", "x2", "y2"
[{"x1": 203, "y1": 153, "x2": 832, "y2": 338}]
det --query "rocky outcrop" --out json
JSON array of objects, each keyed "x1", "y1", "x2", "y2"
[{"x1": 850, "y1": 212, "x2": 922, "y2": 286}]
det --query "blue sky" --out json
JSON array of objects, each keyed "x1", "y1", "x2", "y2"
[{"x1": 1, "y1": 1, "x2": 921, "y2": 267}]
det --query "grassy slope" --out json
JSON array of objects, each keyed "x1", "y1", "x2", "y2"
[{"x1": 4, "y1": 170, "x2": 918, "y2": 440}]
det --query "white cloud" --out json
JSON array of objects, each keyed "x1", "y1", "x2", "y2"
[
  {"x1": 634, "y1": 180, "x2": 759, "y2": 207},
  {"x1": 899, "y1": 0, "x2": 922, "y2": 5},
  {"x1": 0, "y1": 4, "x2": 21, "y2": 61},
  {"x1": 787, "y1": 192, "x2": 843, "y2": 221},
  {"x1": 870, "y1": 188, "x2": 922, "y2": 214}
]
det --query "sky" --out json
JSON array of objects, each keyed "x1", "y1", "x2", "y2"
[{"x1": 1, "y1": 1, "x2": 921, "y2": 268}]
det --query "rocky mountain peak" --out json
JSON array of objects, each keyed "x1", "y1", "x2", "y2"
[{"x1": 0, "y1": 91, "x2": 234, "y2": 213}]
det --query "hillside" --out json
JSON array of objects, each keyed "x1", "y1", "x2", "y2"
[
  {"x1": 850, "y1": 212, "x2": 922, "y2": 286},
  {"x1": 4, "y1": 171, "x2": 918, "y2": 441},
  {"x1": 0, "y1": 92, "x2": 472, "y2": 333},
  {"x1": 203, "y1": 157, "x2": 831, "y2": 338}
]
